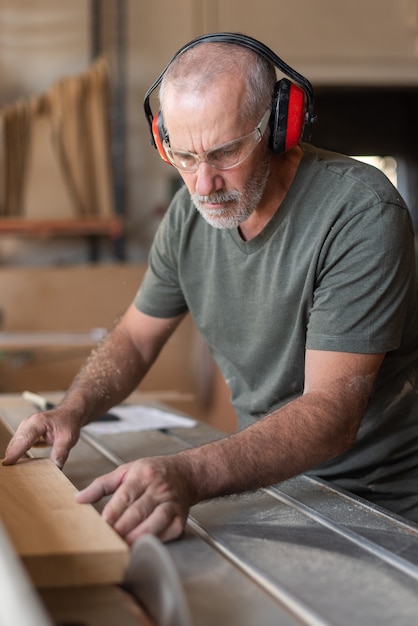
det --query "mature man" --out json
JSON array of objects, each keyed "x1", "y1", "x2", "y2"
[{"x1": 4, "y1": 34, "x2": 418, "y2": 544}]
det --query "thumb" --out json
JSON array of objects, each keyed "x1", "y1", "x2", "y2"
[
  {"x1": 49, "y1": 435, "x2": 76, "y2": 470},
  {"x1": 50, "y1": 449, "x2": 67, "y2": 470},
  {"x1": 76, "y1": 468, "x2": 123, "y2": 504}
]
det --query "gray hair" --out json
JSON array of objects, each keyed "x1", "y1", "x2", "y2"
[{"x1": 159, "y1": 41, "x2": 276, "y2": 122}]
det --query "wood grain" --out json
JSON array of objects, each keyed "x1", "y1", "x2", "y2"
[{"x1": 0, "y1": 457, "x2": 129, "y2": 588}]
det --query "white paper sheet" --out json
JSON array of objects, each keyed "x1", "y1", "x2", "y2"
[{"x1": 82, "y1": 404, "x2": 197, "y2": 435}]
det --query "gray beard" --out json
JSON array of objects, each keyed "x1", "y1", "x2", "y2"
[{"x1": 192, "y1": 158, "x2": 270, "y2": 230}]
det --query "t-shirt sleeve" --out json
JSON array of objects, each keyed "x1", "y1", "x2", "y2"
[
  {"x1": 134, "y1": 196, "x2": 189, "y2": 319},
  {"x1": 306, "y1": 201, "x2": 415, "y2": 353}
]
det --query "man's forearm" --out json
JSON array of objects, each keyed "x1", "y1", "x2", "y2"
[
  {"x1": 55, "y1": 306, "x2": 186, "y2": 428},
  {"x1": 57, "y1": 322, "x2": 148, "y2": 425},
  {"x1": 180, "y1": 388, "x2": 366, "y2": 504}
]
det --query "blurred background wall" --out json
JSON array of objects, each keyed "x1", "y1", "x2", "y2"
[{"x1": 0, "y1": 0, "x2": 417, "y2": 265}]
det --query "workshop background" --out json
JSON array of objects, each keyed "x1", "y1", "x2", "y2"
[{"x1": 0, "y1": 0, "x2": 417, "y2": 429}]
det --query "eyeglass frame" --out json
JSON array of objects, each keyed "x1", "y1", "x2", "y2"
[{"x1": 162, "y1": 109, "x2": 271, "y2": 173}]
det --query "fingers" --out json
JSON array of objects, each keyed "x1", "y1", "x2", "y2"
[
  {"x1": 76, "y1": 459, "x2": 189, "y2": 544},
  {"x1": 3, "y1": 418, "x2": 47, "y2": 465},
  {"x1": 105, "y1": 486, "x2": 186, "y2": 545},
  {"x1": 101, "y1": 477, "x2": 150, "y2": 529},
  {"x1": 124, "y1": 502, "x2": 185, "y2": 545},
  {"x1": 3, "y1": 410, "x2": 80, "y2": 470}
]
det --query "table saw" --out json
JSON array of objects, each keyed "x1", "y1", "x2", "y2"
[{"x1": 1, "y1": 391, "x2": 418, "y2": 626}]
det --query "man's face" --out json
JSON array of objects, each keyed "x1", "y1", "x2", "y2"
[{"x1": 162, "y1": 81, "x2": 271, "y2": 229}]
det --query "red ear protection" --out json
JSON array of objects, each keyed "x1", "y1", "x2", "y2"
[
  {"x1": 269, "y1": 78, "x2": 307, "y2": 154},
  {"x1": 286, "y1": 82, "x2": 307, "y2": 151},
  {"x1": 152, "y1": 113, "x2": 171, "y2": 165},
  {"x1": 144, "y1": 32, "x2": 315, "y2": 161}
]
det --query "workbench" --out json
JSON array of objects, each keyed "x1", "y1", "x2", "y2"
[{"x1": 2, "y1": 391, "x2": 418, "y2": 626}]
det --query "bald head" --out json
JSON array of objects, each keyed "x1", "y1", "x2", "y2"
[{"x1": 159, "y1": 41, "x2": 276, "y2": 122}]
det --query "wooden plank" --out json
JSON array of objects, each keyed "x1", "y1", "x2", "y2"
[{"x1": 0, "y1": 457, "x2": 129, "y2": 588}]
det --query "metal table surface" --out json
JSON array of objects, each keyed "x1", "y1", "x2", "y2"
[{"x1": 2, "y1": 391, "x2": 418, "y2": 626}]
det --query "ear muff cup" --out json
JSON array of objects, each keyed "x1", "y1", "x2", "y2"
[
  {"x1": 152, "y1": 113, "x2": 171, "y2": 165},
  {"x1": 269, "y1": 78, "x2": 307, "y2": 154}
]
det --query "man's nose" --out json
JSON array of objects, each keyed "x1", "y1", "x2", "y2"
[{"x1": 195, "y1": 161, "x2": 223, "y2": 197}]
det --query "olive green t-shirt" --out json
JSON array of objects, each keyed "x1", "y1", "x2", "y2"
[{"x1": 135, "y1": 144, "x2": 418, "y2": 520}]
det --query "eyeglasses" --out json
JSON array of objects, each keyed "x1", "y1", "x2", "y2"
[{"x1": 163, "y1": 110, "x2": 271, "y2": 173}]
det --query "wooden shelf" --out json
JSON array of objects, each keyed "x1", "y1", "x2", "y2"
[
  {"x1": 0, "y1": 216, "x2": 125, "y2": 261},
  {"x1": 0, "y1": 216, "x2": 123, "y2": 238}
]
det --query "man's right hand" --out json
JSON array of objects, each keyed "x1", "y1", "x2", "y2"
[{"x1": 2, "y1": 408, "x2": 81, "y2": 469}]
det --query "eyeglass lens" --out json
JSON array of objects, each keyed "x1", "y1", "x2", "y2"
[
  {"x1": 164, "y1": 110, "x2": 270, "y2": 172},
  {"x1": 166, "y1": 133, "x2": 258, "y2": 171}
]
